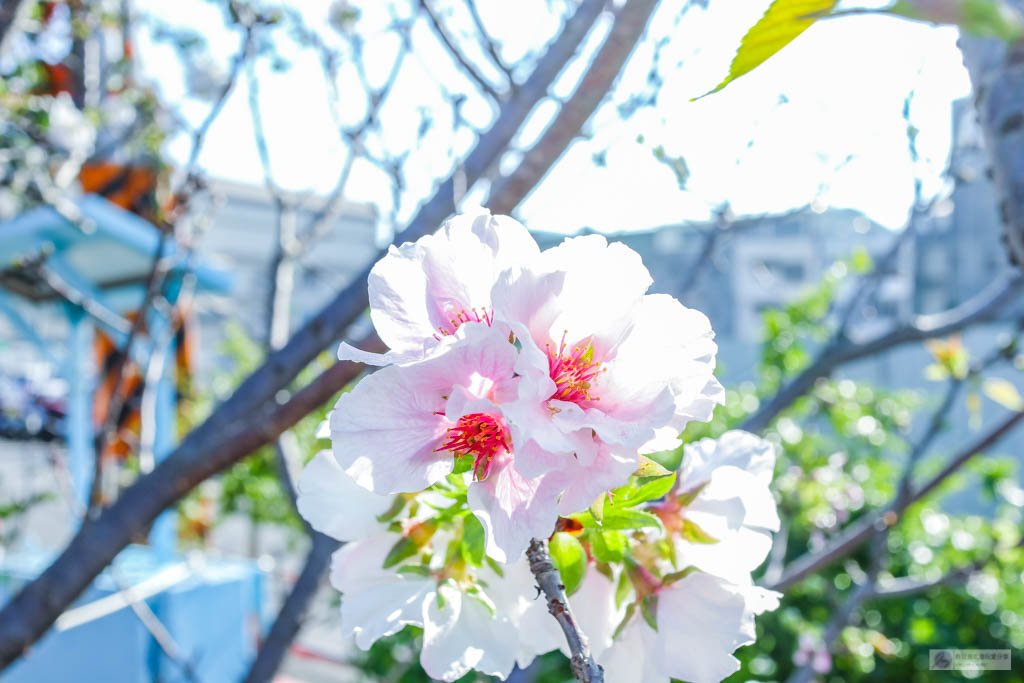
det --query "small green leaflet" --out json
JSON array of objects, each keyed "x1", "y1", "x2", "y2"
[
  {"x1": 680, "y1": 518, "x2": 719, "y2": 544},
  {"x1": 599, "y1": 508, "x2": 664, "y2": 532},
  {"x1": 633, "y1": 455, "x2": 672, "y2": 478},
  {"x1": 383, "y1": 536, "x2": 418, "y2": 569},
  {"x1": 615, "y1": 569, "x2": 633, "y2": 608},
  {"x1": 465, "y1": 585, "x2": 497, "y2": 617},
  {"x1": 590, "y1": 529, "x2": 627, "y2": 563},
  {"x1": 375, "y1": 496, "x2": 406, "y2": 523},
  {"x1": 640, "y1": 595, "x2": 659, "y2": 631},
  {"x1": 460, "y1": 513, "x2": 487, "y2": 566},
  {"x1": 662, "y1": 566, "x2": 700, "y2": 586},
  {"x1": 397, "y1": 564, "x2": 432, "y2": 577},
  {"x1": 676, "y1": 480, "x2": 709, "y2": 508},
  {"x1": 614, "y1": 473, "x2": 677, "y2": 508},
  {"x1": 549, "y1": 532, "x2": 587, "y2": 596},
  {"x1": 702, "y1": 0, "x2": 838, "y2": 98}
]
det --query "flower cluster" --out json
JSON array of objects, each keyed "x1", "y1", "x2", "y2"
[{"x1": 298, "y1": 208, "x2": 780, "y2": 682}]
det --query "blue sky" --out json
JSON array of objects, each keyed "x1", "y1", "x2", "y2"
[{"x1": 134, "y1": 0, "x2": 973, "y2": 234}]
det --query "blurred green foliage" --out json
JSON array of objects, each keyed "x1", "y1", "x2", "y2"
[{"x1": 186, "y1": 264, "x2": 1024, "y2": 682}]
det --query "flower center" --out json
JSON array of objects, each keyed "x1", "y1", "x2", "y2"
[
  {"x1": 436, "y1": 413, "x2": 509, "y2": 480},
  {"x1": 433, "y1": 306, "x2": 493, "y2": 340},
  {"x1": 546, "y1": 331, "x2": 603, "y2": 406}
]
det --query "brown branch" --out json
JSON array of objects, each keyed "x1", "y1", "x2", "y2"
[
  {"x1": 0, "y1": 0, "x2": 605, "y2": 666},
  {"x1": 419, "y1": 0, "x2": 502, "y2": 102},
  {"x1": 742, "y1": 273, "x2": 1024, "y2": 433},
  {"x1": 464, "y1": 0, "x2": 515, "y2": 84},
  {"x1": 769, "y1": 408, "x2": 1024, "y2": 592},
  {"x1": 241, "y1": 532, "x2": 338, "y2": 683},
  {"x1": 526, "y1": 539, "x2": 603, "y2": 683},
  {"x1": 488, "y1": 0, "x2": 658, "y2": 214}
]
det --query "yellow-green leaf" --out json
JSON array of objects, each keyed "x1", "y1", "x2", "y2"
[
  {"x1": 983, "y1": 377, "x2": 1024, "y2": 412},
  {"x1": 549, "y1": 532, "x2": 587, "y2": 596},
  {"x1": 634, "y1": 455, "x2": 672, "y2": 478},
  {"x1": 703, "y1": 0, "x2": 838, "y2": 97}
]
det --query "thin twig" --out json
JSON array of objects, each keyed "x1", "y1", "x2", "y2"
[
  {"x1": 463, "y1": 0, "x2": 515, "y2": 84},
  {"x1": 0, "y1": 0, "x2": 607, "y2": 662},
  {"x1": 419, "y1": 0, "x2": 503, "y2": 102},
  {"x1": 742, "y1": 273, "x2": 1024, "y2": 433},
  {"x1": 526, "y1": 538, "x2": 603, "y2": 683},
  {"x1": 769, "y1": 408, "x2": 1024, "y2": 591}
]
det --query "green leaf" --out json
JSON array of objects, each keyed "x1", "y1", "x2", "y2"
[
  {"x1": 655, "y1": 538, "x2": 678, "y2": 568},
  {"x1": 451, "y1": 453, "x2": 474, "y2": 475},
  {"x1": 601, "y1": 508, "x2": 664, "y2": 532},
  {"x1": 889, "y1": 0, "x2": 1024, "y2": 41},
  {"x1": 549, "y1": 532, "x2": 587, "y2": 596},
  {"x1": 633, "y1": 455, "x2": 672, "y2": 478},
  {"x1": 382, "y1": 536, "x2": 418, "y2": 568},
  {"x1": 661, "y1": 566, "x2": 700, "y2": 586},
  {"x1": 590, "y1": 529, "x2": 626, "y2": 563},
  {"x1": 613, "y1": 602, "x2": 637, "y2": 639},
  {"x1": 397, "y1": 564, "x2": 432, "y2": 577},
  {"x1": 983, "y1": 377, "x2": 1024, "y2": 412},
  {"x1": 590, "y1": 494, "x2": 605, "y2": 525},
  {"x1": 375, "y1": 496, "x2": 407, "y2": 523},
  {"x1": 615, "y1": 569, "x2": 633, "y2": 608},
  {"x1": 640, "y1": 595, "x2": 659, "y2": 631},
  {"x1": 676, "y1": 481, "x2": 709, "y2": 508},
  {"x1": 617, "y1": 473, "x2": 677, "y2": 508},
  {"x1": 680, "y1": 518, "x2": 719, "y2": 544},
  {"x1": 485, "y1": 556, "x2": 505, "y2": 578},
  {"x1": 702, "y1": 0, "x2": 838, "y2": 97},
  {"x1": 465, "y1": 585, "x2": 497, "y2": 617},
  {"x1": 460, "y1": 513, "x2": 487, "y2": 566}
]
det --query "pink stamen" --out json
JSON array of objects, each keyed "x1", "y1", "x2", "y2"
[
  {"x1": 545, "y1": 330, "x2": 603, "y2": 406},
  {"x1": 435, "y1": 306, "x2": 493, "y2": 339},
  {"x1": 436, "y1": 412, "x2": 509, "y2": 481}
]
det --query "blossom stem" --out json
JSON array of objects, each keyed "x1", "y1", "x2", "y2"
[{"x1": 526, "y1": 538, "x2": 604, "y2": 683}]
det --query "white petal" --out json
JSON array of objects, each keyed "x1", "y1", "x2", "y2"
[
  {"x1": 679, "y1": 430, "x2": 777, "y2": 490},
  {"x1": 599, "y1": 617, "x2": 662, "y2": 683},
  {"x1": 368, "y1": 208, "x2": 538, "y2": 359},
  {"x1": 296, "y1": 451, "x2": 395, "y2": 541},
  {"x1": 467, "y1": 453, "x2": 562, "y2": 563},
  {"x1": 654, "y1": 573, "x2": 752, "y2": 683},
  {"x1": 331, "y1": 537, "x2": 432, "y2": 650},
  {"x1": 556, "y1": 444, "x2": 636, "y2": 516},
  {"x1": 421, "y1": 583, "x2": 519, "y2": 681},
  {"x1": 597, "y1": 294, "x2": 721, "y2": 434}
]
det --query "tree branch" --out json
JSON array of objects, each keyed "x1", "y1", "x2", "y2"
[
  {"x1": 526, "y1": 539, "x2": 603, "y2": 683},
  {"x1": 241, "y1": 532, "x2": 338, "y2": 683},
  {"x1": 488, "y1": 0, "x2": 658, "y2": 214},
  {"x1": 768, "y1": 408, "x2": 1024, "y2": 592},
  {"x1": 742, "y1": 273, "x2": 1024, "y2": 433},
  {"x1": 0, "y1": 0, "x2": 606, "y2": 665},
  {"x1": 419, "y1": 0, "x2": 503, "y2": 102},
  {"x1": 464, "y1": 0, "x2": 516, "y2": 84}
]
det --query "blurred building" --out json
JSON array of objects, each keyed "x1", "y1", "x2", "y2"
[
  {"x1": 534, "y1": 205, "x2": 916, "y2": 347},
  {"x1": 915, "y1": 98, "x2": 1013, "y2": 314},
  {"x1": 193, "y1": 180, "x2": 379, "y2": 365}
]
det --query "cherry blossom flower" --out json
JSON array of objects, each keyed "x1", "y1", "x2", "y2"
[
  {"x1": 338, "y1": 206, "x2": 539, "y2": 367},
  {"x1": 491, "y1": 234, "x2": 724, "y2": 511},
  {"x1": 652, "y1": 430, "x2": 780, "y2": 584},
  {"x1": 599, "y1": 571, "x2": 780, "y2": 683},
  {"x1": 331, "y1": 322, "x2": 562, "y2": 562}
]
